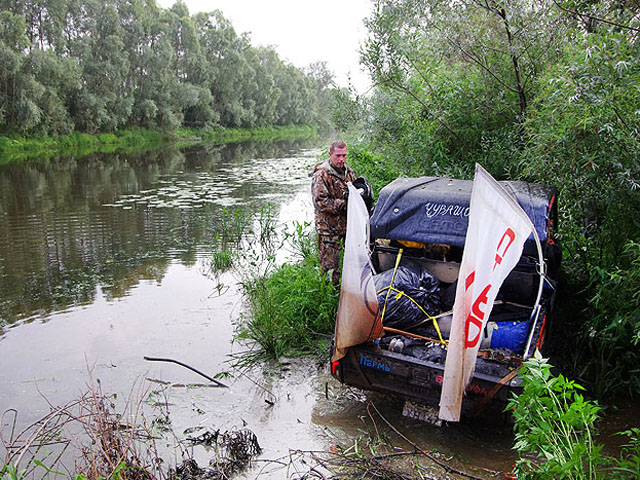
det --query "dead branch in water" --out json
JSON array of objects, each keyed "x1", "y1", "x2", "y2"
[
  {"x1": 366, "y1": 401, "x2": 485, "y2": 480},
  {"x1": 251, "y1": 447, "x2": 482, "y2": 479},
  {"x1": 143, "y1": 356, "x2": 228, "y2": 388}
]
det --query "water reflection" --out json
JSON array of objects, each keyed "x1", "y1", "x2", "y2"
[{"x1": 0, "y1": 138, "x2": 320, "y2": 329}]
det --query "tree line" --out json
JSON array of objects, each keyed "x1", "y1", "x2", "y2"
[
  {"x1": 338, "y1": 0, "x2": 640, "y2": 398},
  {"x1": 0, "y1": 0, "x2": 336, "y2": 136}
]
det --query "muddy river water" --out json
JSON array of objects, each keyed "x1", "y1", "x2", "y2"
[{"x1": 3, "y1": 138, "x2": 618, "y2": 478}]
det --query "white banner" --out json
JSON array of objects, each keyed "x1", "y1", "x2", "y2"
[
  {"x1": 439, "y1": 165, "x2": 534, "y2": 422},
  {"x1": 332, "y1": 183, "x2": 383, "y2": 362}
]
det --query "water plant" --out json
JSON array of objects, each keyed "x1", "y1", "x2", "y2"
[
  {"x1": 211, "y1": 247, "x2": 233, "y2": 273},
  {"x1": 0, "y1": 464, "x2": 24, "y2": 480}
]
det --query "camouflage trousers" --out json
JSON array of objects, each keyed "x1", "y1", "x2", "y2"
[{"x1": 317, "y1": 234, "x2": 344, "y2": 286}]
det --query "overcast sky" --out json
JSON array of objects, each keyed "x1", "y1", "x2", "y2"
[{"x1": 156, "y1": 0, "x2": 374, "y2": 94}]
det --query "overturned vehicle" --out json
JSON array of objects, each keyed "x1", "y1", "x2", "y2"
[{"x1": 330, "y1": 171, "x2": 560, "y2": 420}]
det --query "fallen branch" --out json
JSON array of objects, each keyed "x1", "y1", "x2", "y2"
[
  {"x1": 143, "y1": 356, "x2": 228, "y2": 388},
  {"x1": 367, "y1": 402, "x2": 485, "y2": 480}
]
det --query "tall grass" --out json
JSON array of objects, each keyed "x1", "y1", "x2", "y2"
[
  {"x1": 206, "y1": 205, "x2": 339, "y2": 363},
  {"x1": 236, "y1": 223, "x2": 340, "y2": 363}
]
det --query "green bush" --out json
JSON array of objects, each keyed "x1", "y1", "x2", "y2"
[
  {"x1": 576, "y1": 242, "x2": 640, "y2": 396},
  {"x1": 519, "y1": 30, "x2": 640, "y2": 395},
  {"x1": 509, "y1": 352, "x2": 640, "y2": 479},
  {"x1": 509, "y1": 352, "x2": 604, "y2": 479}
]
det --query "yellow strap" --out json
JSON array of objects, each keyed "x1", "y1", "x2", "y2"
[
  {"x1": 377, "y1": 286, "x2": 447, "y2": 345},
  {"x1": 379, "y1": 248, "x2": 403, "y2": 325},
  {"x1": 377, "y1": 248, "x2": 446, "y2": 346}
]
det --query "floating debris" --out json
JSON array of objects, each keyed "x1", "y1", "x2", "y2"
[{"x1": 171, "y1": 428, "x2": 261, "y2": 479}]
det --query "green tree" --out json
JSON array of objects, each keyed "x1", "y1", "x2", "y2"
[{"x1": 0, "y1": 0, "x2": 332, "y2": 134}]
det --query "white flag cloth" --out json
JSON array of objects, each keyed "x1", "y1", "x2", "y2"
[
  {"x1": 439, "y1": 165, "x2": 534, "y2": 421},
  {"x1": 332, "y1": 183, "x2": 383, "y2": 362}
]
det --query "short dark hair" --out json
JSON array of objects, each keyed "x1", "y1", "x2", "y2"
[{"x1": 329, "y1": 141, "x2": 347, "y2": 153}]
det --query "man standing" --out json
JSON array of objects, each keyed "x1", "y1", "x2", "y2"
[{"x1": 311, "y1": 141, "x2": 356, "y2": 285}]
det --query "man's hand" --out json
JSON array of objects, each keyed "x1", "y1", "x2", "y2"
[{"x1": 341, "y1": 188, "x2": 349, "y2": 212}]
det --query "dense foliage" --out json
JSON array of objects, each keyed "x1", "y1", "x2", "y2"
[
  {"x1": 0, "y1": 0, "x2": 335, "y2": 136},
  {"x1": 339, "y1": 0, "x2": 640, "y2": 397},
  {"x1": 509, "y1": 352, "x2": 640, "y2": 479}
]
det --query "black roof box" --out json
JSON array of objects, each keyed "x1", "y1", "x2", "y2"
[{"x1": 370, "y1": 177, "x2": 556, "y2": 248}]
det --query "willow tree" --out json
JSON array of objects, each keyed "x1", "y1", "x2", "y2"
[
  {"x1": 0, "y1": 0, "x2": 334, "y2": 135},
  {"x1": 360, "y1": 0, "x2": 567, "y2": 167}
]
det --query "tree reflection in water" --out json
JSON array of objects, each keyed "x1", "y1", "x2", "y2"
[{"x1": 0, "y1": 138, "x2": 320, "y2": 329}]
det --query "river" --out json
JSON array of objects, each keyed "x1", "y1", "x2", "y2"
[{"x1": 0, "y1": 139, "x2": 525, "y2": 478}]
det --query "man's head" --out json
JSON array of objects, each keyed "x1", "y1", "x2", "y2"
[{"x1": 329, "y1": 141, "x2": 347, "y2": 169}]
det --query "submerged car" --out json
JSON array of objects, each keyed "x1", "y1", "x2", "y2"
[{"x1": 330, "y1": 176, "x2": 560, "y2": 419}]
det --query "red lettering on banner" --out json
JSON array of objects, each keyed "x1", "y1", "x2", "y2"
[
  {"x1": 493, "y1": 228, "x2": 516, "y2": 271},
  {"x1": 465, "y1": 271, "x2": 475, "y2": 289},
  {"x1": 472, "y1": 284, "x2": 491, "y2": 319},
  {"x1": 465, "y1": 284, "x2": 492, "y2": 348},
  {"x1": 462, "y1": 228, "x2": 516, "y2": 347},
  {"x1": 465, "y1": 315, "x2": 484, "y2": 348}
]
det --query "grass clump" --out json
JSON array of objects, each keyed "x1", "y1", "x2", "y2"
[
  {"x1": 238, "y1": 227, "x2": 339, "y2": 362},
  {"x1": 211, "y1": 247, "x2": 233, "y2": 273}
]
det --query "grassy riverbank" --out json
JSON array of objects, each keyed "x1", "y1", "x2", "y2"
[
  {"x1": 0, "y1": 125, "x2": 318, "y2": 163},
  {"x1": 175, "y1": 125, "x2": 318, "y2": 145},
  {"x1": 0, "y1": 129, "x2": 165, "y2": 163}
]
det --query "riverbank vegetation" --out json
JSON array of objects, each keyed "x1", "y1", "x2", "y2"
[
  {"x1": 0, "y1": 125, "x2": 318, "y2": 163},
  {"x1": 239, "y1": 223, "x2": 340, "y2": 362},
  {"x1": 509, "y1": 352, "x2": 640, "y2": 479},
  {"x1": 0, "y1": 128, "x2": 165, "y2": 162},
  {"x1": 207, "y1": 207, "x2": 340, "y2": 363},
  {"x1": 0, "y1": 0, "x2": 338, "y2": 138}
]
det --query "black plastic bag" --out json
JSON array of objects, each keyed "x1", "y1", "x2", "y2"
[{"x1": 373, "y1": 264, "x2": 441, "y2": 329}]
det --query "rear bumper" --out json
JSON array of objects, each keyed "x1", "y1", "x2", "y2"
[{"x1": 331, "y1": 342, "x2": 522, "y2": 416}]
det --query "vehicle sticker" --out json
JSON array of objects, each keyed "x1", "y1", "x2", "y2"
[{"x1": 359, "y1": 355, "x2": 391, "y2": 373}]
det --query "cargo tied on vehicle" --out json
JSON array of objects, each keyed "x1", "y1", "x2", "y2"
[{"x1": 330, "y1": 165, "x2": 561, "y2": 422}]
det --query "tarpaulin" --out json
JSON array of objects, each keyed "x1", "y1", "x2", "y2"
[
  {"x1": 332, "y1": 183, "x2": 384, "y2": 362},
  {"x1": 370, "y1": 177, "x2": 554, "y2": 251},
  {"x1": 439, "y1": 165, "x2": 535, "y2": 422}
]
